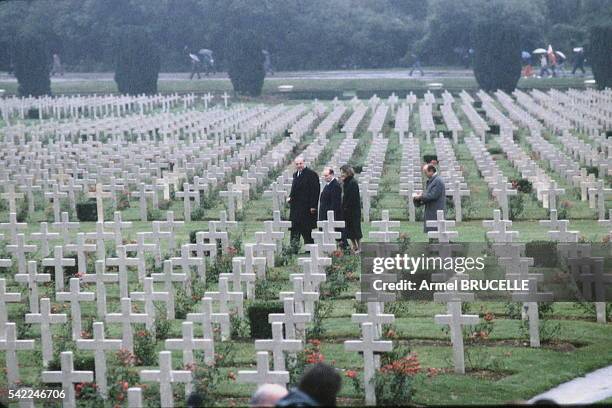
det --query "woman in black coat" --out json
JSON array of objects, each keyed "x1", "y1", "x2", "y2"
[{"x1": 340, "y1": 164, "x2": 362, "y2": 253}]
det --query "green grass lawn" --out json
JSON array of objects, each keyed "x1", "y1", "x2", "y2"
[
  {"x1": 0, "y1": 75, "x2": 589, "y2": 97},
  {"x1": 0, "y1": 95, "x2": 611, "y2": 407}
]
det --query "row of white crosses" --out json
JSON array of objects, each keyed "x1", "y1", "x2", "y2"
[
  {"x1": 459, "y1": 90, "x2": 490, "y2": 142},
  {"x1": 418, "y1": 101, "x2": 436, "y2": 143},
  {"x1": 367, "y1": 104, "x2": 389, "y2": 137},
  {"x1": 0, "y1": 93, "x2": 187, "y2": 122},
  {"x1": 395, "y1": 103, "x2": 411, "y2": 144},
  {"x1": 359, "y1": 135, "x2": 388, "y2": 223},
  {"x1": 341, "y1": 103, "x2": 368, "y2": 138},
  {"x1": 434, "y1": 135, "x2": 471, "y2": 222},
  {"x1": 464, "y1": 135, "x2": 518, "y2": 220},
  {"x1": 439, "y1": 95, "x2": 463, "y2": 144},
  {"x1": 399, "y1": 135, "x2": 423, "y2": 222},
  {"x1": 476, "y1": 90, "x2": 517, "y2": 135}
]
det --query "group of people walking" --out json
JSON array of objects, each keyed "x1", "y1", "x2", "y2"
[
  {"x1": 287, "y1": 157, "x2": 447, "y2": 254},
  {"x1": 288, "y1": 157, "x2": 363, "y2": 253}
]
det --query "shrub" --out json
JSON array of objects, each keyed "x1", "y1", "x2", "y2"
[
  {"x1": 487, "y1": 147, "x2": 503, "y2": 155},
  {"x1": 511, "y1": 178, "x2": 533, "y2": 194},
  {"x1": 589, "y1": 24, "x2": 612, "y2": 89},
  {"x1": 508, "y1": 194, "x2": 524, "y2": 221},
  {"x1": 133, "y1": 328, "x2": 157, "y2": 366},
  {"x1": 113, "y1": 26, "x2": 160, "y2": 95},
  {"x1": 247, "y1": 301, "x2": 283, "y2": 339},
  {"x1": 13, "y1": 33, "x2": 51, "y2": 97},
  {"x1": 226, "y1": 30, "x2": 265, "y2": 96},
  {"x1": 472, "y1": 21, "x2": 521, "y2": 92},
  {"x1": 525, "y1": 241, "x2": 558, "y2": 267},
  {"x1": 374, "y1": 353, "x2": 420, "y2": 405},
  {"x1": 76, "y1": 200, "x2": 98, "y2": 221}
]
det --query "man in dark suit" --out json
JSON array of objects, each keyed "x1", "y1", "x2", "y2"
[
  {"x1": 318, "y1": 167, "x2": 342, "y2": 221},
  {"x1": 414, "y1": 164, "x2": 445, "y2": 232},
  {"x1": 288, "y1": 156, "x2": 320, "y2": 246},
  {"x1": 318, "y1": 167, "x2": 347, "y2": 248}
]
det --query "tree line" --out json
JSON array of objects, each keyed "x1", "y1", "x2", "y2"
[{"x1": 1, "y1": 0, "x2": 610, "y2": 73}]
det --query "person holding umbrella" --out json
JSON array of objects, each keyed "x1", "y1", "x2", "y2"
[
  {"x1": 547, "y1": 45, "x2": 557, "y2": 77},
  {"x1": 521, "y1": 51, "x2": 533, "y2": 77},
  {"x1": 533, "y1": 48, "x2": 548, "y2": 77},
  {"x1": 185, "y1": 46, "x2": 202, "y2": 80}
]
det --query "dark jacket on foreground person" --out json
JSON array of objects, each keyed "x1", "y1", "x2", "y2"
[
  {"x1": 318, "y1": 177, "x2": 342, "y2": 221},
  {"x1": 420, "y1": 173, "x2": 445, "y2": 232},
  {"x1": 289, "y1": 166, "x2": 320, "y2": 232},
  {"x1": 341, "y1": 175, "x2": 362, "y2": 240}
]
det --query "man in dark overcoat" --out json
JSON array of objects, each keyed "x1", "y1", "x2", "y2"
[{"x1": 288, "y1": 156, "x2": 320, "y2": 246}]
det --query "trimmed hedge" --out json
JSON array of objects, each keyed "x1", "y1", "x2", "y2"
[
  {"x1": 247, "y1": 301, "x2": 283, "y2": 339},
  {"x1": 114, "y1": 26, "x2": 160, "y2": 95},
  {"x1": 13, "y1": 33, "x2": 51, "y2": 97},
  {"x1": 589, "y1": 24, "x2": 612, "y2": 89},
  {"x1": 472, "y1": 21, "x2": 521, "y2": 92},
  {"x1": 226, "y1": 30, "x2": 265, "y2": 96},
  {"x1": 76, "y1": 200, "x2": 97, "y2": 221}
]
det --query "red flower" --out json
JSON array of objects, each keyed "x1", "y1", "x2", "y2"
[
  {"x1": 228, "y1": 371, "x2": 236, "y2": 380},
  {"x1": 346, "y1": 370, "x2": 358, "y2": 379},
  {"x1": 484, "y1": 312, "x2": 494, "y2": 322}
]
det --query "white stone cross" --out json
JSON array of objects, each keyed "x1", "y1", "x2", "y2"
[
  {"x1": 369, "y1": 210, "x2": 400, "y2": 242},
  {"x1": 140, "y1": 351, "x2": 192, "y2": 408},
  {"x1": 56, "y1": 277, "x2": 95, "y2": 340},
  {"x1": 65, "y1": 232, "x2": 96, "y2": 275},
  {"x1": 269, "y1": 297, "x2": 311, "y2": 340},
  {"x1": 25, "y1": 297, "x2": 67, "y2": 366},
  {"x1": 106, "y1": 245, "x2": 140, "y2": 297},
  {"x1": 483, "y1": 210, "x2": 518, "y2": 242},
  {"x1": 0, "y1": 278, "x2": 21, "y2": 339},
  {"x1": 30, "y1": 222, "x2": 60, "y2": 257},
  {"x1": 45, "y1": 184, "x2": 68, "y2": 222},
  {"x1": 1, "y1": 183, "x2": 24, "y2": 213},
  {"x1": 434, "y1": 302, "x2": 479, "y2": 374},
  {"x1": 187, "y1": 296, "x2": 230, "y2": 342},
  {"x1": 280, "y1": 276, "x2": 319, "y2": 314},
  {"x1": 512, "y1": 277, "x2": 554, "y2": 347},
  {"x1": 426, "y1": 210, "x2": 458, "y2": 242},
  {"x1": 87, "y1": 183, "x2": 112, "y2": 222},
  {"x1": 104, "y1": 211, "x2": 133, "y2": 247},
  {"x1": 272, "y1": 210, "x2": 291, "y2": 232},
  {"x1": 42, "y1": 351, "x2": 94, "y2": 407},
  {"x1": 15, "y1": 260, "x2": 50, "y2": 313},
  {"x1": 175, "y1": 183, "x2": 199, "y2": 222},
  {"x1": 255, "y1": 322, "x2": 302, "y2": 371},
  {"x1": 219, "y1": 189, "x2": 242, "y2": 221},
  {"x1": 0, "y1": 323, "x2": 35, "y2": 386},
  {"x1": 156, "y1": 211, "x2": 184, "y2": 252},
  {"x1": 7, "y1": 233, "x2": 37, "y2": 274},
  {"x1": 492, "y1": 178, "x2": 517, "y2": 220},
  {"x1": 170, "y1": 244, "x2": 202, "y2": 295},
  {"x1": 237, "y1": 351, "x2": 290, "y2": 387},
  {"x1": 152, "y1": 260, "x2": 187, "y2": 319},
  {"x1": 130, "y1": 277, "x2": 171, "y2": 330},
  {"x1": 105, "y1": 297, "x2": 148, "y2": 352},
  {"x1": 351, "y1": 301, "x2": 395, "y2": 339},
  {"x1": 216, "y1": 210, "x2": 238, "y2": 232},
  {"x1": 446, "y1": 179, "x2": 470, "y2": 222},
  {"x1": 128, "y1": 387, "x2": 143, "y2": 408},
  {"x1": 76, "y1": 322, "x2": 122, "y2": 398},
  {"x1": 205, "y1": 276, "x2": 244, "y2": 318},
  {"x1": 0, "y1": 212, "x2": 27, "y2": 245},
  {"x1": 52, "y1": 211, "x2": 79, "y2": 245},
  {"x1": 589, "y1": 180, "x2": 612, "y2": 220},
  {"x1": 264, "y1": 182, "x2": 287, "y2": 212},
  {"x1": 548, "y1": 220, "x2": 579, "y2": 243},
  {"x1": 344, "y1": 322, "x2": 393, "y2": 405},
  {"x1": 86, "y1": 221, "x2": 115, "y2": 260},
  {"x1": 542, "y1": 181, "x2": 565, "y2": 211},
  {"x1": 123, "y1": 234, "x2": 157, "y2": 283},
  {"x1": 82, "y1": 260, "x2": 118, "y2": 318}
]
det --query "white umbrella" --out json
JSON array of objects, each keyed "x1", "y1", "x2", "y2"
[
  {"x1": 573, "y1": 47, "x2": 584, "y2": 52},
  {"x1": 555, "y1": 51, "x2": 566, "y2": 59},
  {"x1": 533, "y1": 48, "x2": 547, "y2": 54},
  {"x1": 189, "y1": 53, "x2": 200, "y2": 62}
]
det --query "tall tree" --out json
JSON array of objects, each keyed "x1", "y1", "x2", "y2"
[
  {"x1": 13, "y1": 32, "x2": 51, "y2": 97},
  {"x1": 226, "y1": 29, "x2": 265, "y2": 96},
  {"x1": 588, "y1": 24, "x2": 612, "y2": 89},
  {"x1": 113, "y1": 26, "x2": 160, "y2": 95}
]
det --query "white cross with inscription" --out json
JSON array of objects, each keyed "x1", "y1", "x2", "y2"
[
  {"x1": 205, "y1": 276, "x2": 244, "y2": 318},
  {"x1": 130, "y1": 277, "x2": 171, "y2": 330},
  {"x1": 152, "y1": 260, "x2": 187, "y2": 319},
  {"x1": 269, "y1": 297, "x2": 311, "y2": 340},
  {"x1": 87, "y1": 183, "x2": 112, "y2": 222},
  {"x1": 1, "y1": 183, "x2": 24, "y2": 213},
  {"x1": 369, "y1": 210, "x2": 400, "y2": 242},
  {"x1": 0, "y1": 278, "x2": 21, "y2": 339},
  {"x1": 0, "y1": 212, "x2": 27, "y2": 244},
  {"x1": 82, "y1": 260, "x2": 118, "y2": 317},
  {"x1": 426, "y1": 210, "x2": 458, "y2": 242},
  {"x1": 52, "y1": 211, "x2": 79, "y2": 245},
  {"x1": 65, "y1": 232, "x2": 96, "y2": 274},
  {"x1": 104, "y1": 211, "x2": 133, "y2": 247},
  {"x1": 187, "y1": 296, "x2": 230, "y2": 341}
]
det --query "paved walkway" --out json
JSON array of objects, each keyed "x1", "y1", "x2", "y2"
[
  {"x1": 0, "y1": 68, "x2": 476, "y2": 82},
  {"x1": 528, "y1": 364, "x2": 612, "y2": 404}
]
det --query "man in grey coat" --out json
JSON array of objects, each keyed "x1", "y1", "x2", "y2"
[{"x1": 414, "y1": 164, "x2": 446, "y2": 232}]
